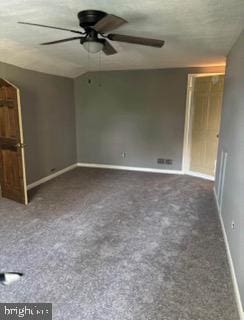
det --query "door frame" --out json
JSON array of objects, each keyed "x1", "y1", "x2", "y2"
[
  {"x1": 182, "y1": 73, "x2": 225, "y2": 181},
  {"x1": 0, "y1": 79, "x2": 28, "y2": 204}
]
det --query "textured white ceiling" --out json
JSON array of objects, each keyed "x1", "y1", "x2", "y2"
[{"x1": 1, "y1": 0, "x2": 244, "y2": 78}]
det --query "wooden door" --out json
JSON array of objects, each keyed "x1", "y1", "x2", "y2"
[
  {"x1": 0, "y1": 79, "x2": 28, "y2": 204},
  {"x1": 190, "y1": 75, "x2": 224, "y2": 177}
]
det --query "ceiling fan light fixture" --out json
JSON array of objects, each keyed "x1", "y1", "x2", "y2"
[{"x1": 83, "y1": 39, "x2": 104, "y2": 53}]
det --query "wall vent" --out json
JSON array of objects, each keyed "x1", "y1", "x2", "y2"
[
  {"x1": 157, "y1": 158, "x2": 165, "y2": 164},
  {"x1": 157, "y1": 158, "x2": 173, "y2": 165},
  {"x1": 165, "y1": 159, "x2": 173, "y2": 165}
]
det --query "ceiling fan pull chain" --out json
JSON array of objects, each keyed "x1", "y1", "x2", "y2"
[
  {"x1": 98, "y1": 50, "x2": 102, "y2": 87},
  {"x1": 87, "y1": 47, "x2": 92, "y2": 84}
]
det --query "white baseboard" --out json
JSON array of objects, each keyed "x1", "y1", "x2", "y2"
[
  {"x1": 186, "y1": 170, "x2": 215, "y2": 181},
  {"x1": 213, "y1": 187, "x2": 244, "y2": 320},
  {"x1": 27, "y1": 164, "x2": 77, "y2": 190},
  {"x1": 27, "y1": 162, "x2": 205, "y2": 191},
  {"x1": 27, "y1": 163, "x2": 216, "y2": 191},
  {"x1": 77, "y1": 162, "x2": 183, "y2": 175}
]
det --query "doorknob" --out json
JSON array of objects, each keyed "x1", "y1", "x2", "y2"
[{"x1": 15, "y1": 142, "x2": 26, "y2": 148}]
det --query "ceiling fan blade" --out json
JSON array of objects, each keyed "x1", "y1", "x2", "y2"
[
  {"x1": 93, "y1": 14, "x2": 127, "y2": 33},
  {"x1": 40, "y1": 36, "x2": 84, "y2": 45},
  {"x1": 18, "y1": 22, "x2": 84, "y2": 35},
  {"x1": 102, "y1": 40, "x2": 117, "y2": 55},
  {"x1": 107, "y1": 34, "x2": 165, "y2": 48}
]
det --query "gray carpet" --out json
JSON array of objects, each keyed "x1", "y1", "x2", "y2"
[{"x1": 0, "y1": 168, "x2": 239, "y2": 320}]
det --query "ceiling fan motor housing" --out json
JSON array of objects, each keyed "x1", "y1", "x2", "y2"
[{"x1": 78, "y1": 10, "x2": 107, "y2": 29}]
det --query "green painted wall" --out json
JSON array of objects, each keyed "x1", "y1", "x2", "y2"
[
  {"x1": 0, "y1": 62, "x2": 76, "y2": 184},
  {"x1": 215, "y1": 30, "x2": 244, "y2": 309},
  {"x1": 74, "y1": 66, "x2": 224, "y2": 170}
]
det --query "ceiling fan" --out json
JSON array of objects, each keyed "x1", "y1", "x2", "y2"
[{"x1": 18, "y1": 10, "x2": 165, "y2": 55}]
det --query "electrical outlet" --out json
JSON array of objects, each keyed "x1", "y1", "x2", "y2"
[{"x1": 231, "y1": 221, "x2": 235, "y2": 230}]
